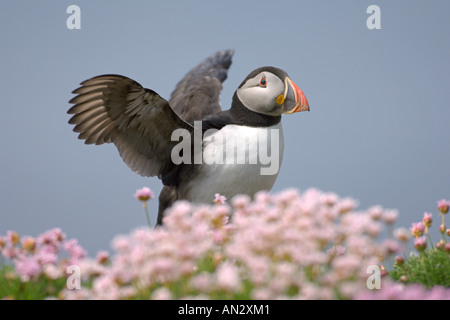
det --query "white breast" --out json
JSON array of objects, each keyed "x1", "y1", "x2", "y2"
[{"x1": 182, "y1": 122, "x2": 284, "y2": 204}]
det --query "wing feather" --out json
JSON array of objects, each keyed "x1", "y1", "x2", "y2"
[
  {"x1": 169, "y1": 49, "x2": 234, "y2": 122},
  {"x1": 68, "y1": 74, "x2": 194, "y2": 179}
]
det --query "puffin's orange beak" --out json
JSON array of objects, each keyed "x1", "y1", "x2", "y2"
[{"x1": 282, "y1": 77, "x2": 309, "y2": 114}]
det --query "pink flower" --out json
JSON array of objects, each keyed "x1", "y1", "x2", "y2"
[
  {"x1": 437, "y1": 199, "x2": 449, "y2": 214},
  {"x1": 43, "y1": 264, "x2": 63, "y2": 280},
  {"x1": 368, "y1": 206, "x2": 383, "y2": 220},
  {"x1": 15, "y1": 255, "x2": 41, "y2": 281},
  {"x1": 383, "y1": 239, "x2": 400, "y2": 255},
  {"x1": 2, "y1": 246, "x2": 18, "y2": 259},
  {"x1": 395, "y1": 256, "x2": 404, "y2": 266},
  {"x1": 112, "y1": 235, "x2": 130, "y2": 252},
  {"x1": 231, "y1": 194, "x2": 251, "y2": 210},
  {"x1": 64, "y1": 238, "x2": 87, "y2": 263},
  {"x1": 336, "y1": 198, "x2": 358, "y2": 215},
  {"x1": 320, "y1": 192, "x2": 339, "y2": 207},
  {"x1": 189, "y1": 273, "x2": 212, "y2": 292},
  {"x1": 436, "y1": 240, "x2": 445, "y2": 251},
  {"x1": 36, "y1": 246, "x2": 58, "y2": 265},
  {"x1": 327, "y1": 245, "x2": 346, "y2": 257},
  {"x1": 96, "y1": 251, "x2": 110, "y2": 264},
  {"x1": 151, "y1": 287, "x2": 173, "y2": 300},
  {"x1": 422, "y1": 212, "x2": 432, "y2": 229},
  {"x1": 213, "y1": 193, "x2": 227, "y2": 205},
  {"x1": 215, "y1": 261, "x2": 240, "y2": 291},
  {"x1": 21, "y1": 236, "x2": 36, "y2": 252},
  {"x1": 7, "y1": 231, "x2": 19, "y2": 246},
  {"x1": 37, "y1": 228, "x2": 65, "y2": 251},
  {"x1": 410, "y1": 222, "x2": 425, "y2": 238},
  {"x1": 332, "y1": 255, "x2": 361, "y2": 279},
  {"x1": 393, "y1": 228, "x2": 410, "y2": 242},
  {"x1": 382, "y1": 210, "x2": 398, "y2": 225},
  {"x1": 134, "y1": 187, "x2": 154, "y2": 202},
  {"x1": 414, "y1": 236, "x2": 427, "y2": 252}
]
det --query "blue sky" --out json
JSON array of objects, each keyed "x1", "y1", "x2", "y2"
[{"x1": 1, "y1": 1, "x2": 449, "y2": 255}]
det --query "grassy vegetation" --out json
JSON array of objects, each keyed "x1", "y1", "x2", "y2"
[
  {"x1": 0, "y1": 265, "x2": 67, "y2": 300},
  {"x1": 390, "y1": 248, "x2": 450, "y2": 288}
]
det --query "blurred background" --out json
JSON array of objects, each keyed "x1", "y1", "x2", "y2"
[{"x1": 1, "y1": 1, "x2": 449, "y2": 255}]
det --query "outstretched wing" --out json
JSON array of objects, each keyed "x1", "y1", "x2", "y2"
[
  {"x1": 68, "y1": 74, "x2": 193, "y2": 179},
  {"x1": 169, "y1": 49, "x2": 234, "y2": 123}
]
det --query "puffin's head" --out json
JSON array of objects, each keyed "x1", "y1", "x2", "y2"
[{"x1": 236, "y1": 66, "x2": 309, "y2": 117}]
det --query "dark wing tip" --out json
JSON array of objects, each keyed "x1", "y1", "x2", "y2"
[
  {"x1": 169, "y1": 49, "x2": 235, "y2": 122},
  {"x1": 196, "y1": 49, "x2": 234, "y2": 82}
]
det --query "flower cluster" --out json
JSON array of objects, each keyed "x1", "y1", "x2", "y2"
[
  {"x1": 389, "y1": 199, "x2": 450, "y2": 289},
  {"x1": 61, "y1": 188, "x2": 443, "y2": 300},
  {"x1": 0, "y1": 228, "x2": 89, "y2": 282},
  {"x1": 4, "y1": 190, "x2": 449, "y2": 300},
  {"x1": 407, "y1": 199, "x2": 450, "y2": 253}
]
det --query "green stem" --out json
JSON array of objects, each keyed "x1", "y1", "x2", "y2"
[
  {"x1": 143, "y1": 203, "x2": 152, "y2": 228},
  {"x1": 442, "y1": 215, "x2": 446, "y2": 242},
  {"x1": 426, "y1": 232, "x2": 434, "y2": 250}
]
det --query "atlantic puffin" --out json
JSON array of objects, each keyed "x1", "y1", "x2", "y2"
[{"x1": 68, "y1": 49, "x2": 309, "y2": 225}]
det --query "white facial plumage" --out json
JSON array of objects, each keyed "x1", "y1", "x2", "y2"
[{"x1": 236, "y1": 72, "x2": 285, "y2": 117}]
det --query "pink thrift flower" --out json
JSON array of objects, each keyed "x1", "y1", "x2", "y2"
[
  {"x1": 215, "y1": 261, "x2": 240, "y2": 291},
  {"x1": 368, "y1": 206, "x2": 383, "y2": 221},
  {"x1": 383, "y1": 239, "x2": 400, "y2": 255},
  {"x1": 382, "y1": 210, "x2": 398, "y2": 225},
  {"x1": 327, "y1": 245, "x2": 346, "y2": 257},
  {"x1": 410, "y1": 222, "x2": 425, "y2": 238},
  {"x1": 2, "y1": 246, "x2": 19, "y2": 259},
  {"x1": 21, "y1": 236, "x2": 36, "y2": 252},
  {"x1": 134, "y1": 187, "x2": 154, "y2": 202},
  {"x1": 320, "y1": 192, "x2": 339, "y2": 207},
  {"x1": 336, "y1": 198, "x2": 358, "y2": 214},
  {"x1": 437, "y1": 199, "x2": 450, "y2": 214},
  {"x1": 414, "y1": 236, "x2": 427, "y2": 252},
  {"x1": 36, "y1": 246, "x2": 58, "y2": 265},
  {"x1": 64, "y1": 238, "x2": 87, "y2": 263},
  {"x1": 151, "y1": 287, "x2": 173, "y2": 300},
  {"x1": 213, "y1": 193, "x2": 227, "y2": 205},
  {"x1": 422, "y1": 212, "x2": 432, "y2": 229},
  {"x1": 436, "y1": 240, "x2": 445, "y2": 251},
  {"x1": 15, "y1": 256, "x2": 41, "y2": 281},
  {"x1": 332, "y1": 255, "x2": 361, "y2": 279},
  {"x1": 7, "y1": 231, "x2": 19, "y2": 246},
  {"x1": 231, "y1": 194, "x2": 251, "y2": 209},
  {"x1": 43, "y1": 264, "x2": 63, "y2": 280},
  {"x1": 189, "y1": 273, "x2": 213, "y2": 292},
  {"x1": 96, "y1": 251, "x2": 110, "y2": 264},
  {"x1": 395, "y1": 256, "x2": 404, "y2": 266},
  {"x1": 393, "y1": 227, "x2": 410, "y2": 242},
  {"x1": 37, "y1": 228, "x2": 65, "y2": 251},
  {"x1": 112, "y1": 235, "x2": 130, "y2": 252}
]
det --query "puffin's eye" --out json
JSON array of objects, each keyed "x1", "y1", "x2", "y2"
[{"x1": 259, "y1": 75, "x2": 267, "y2": 88}]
